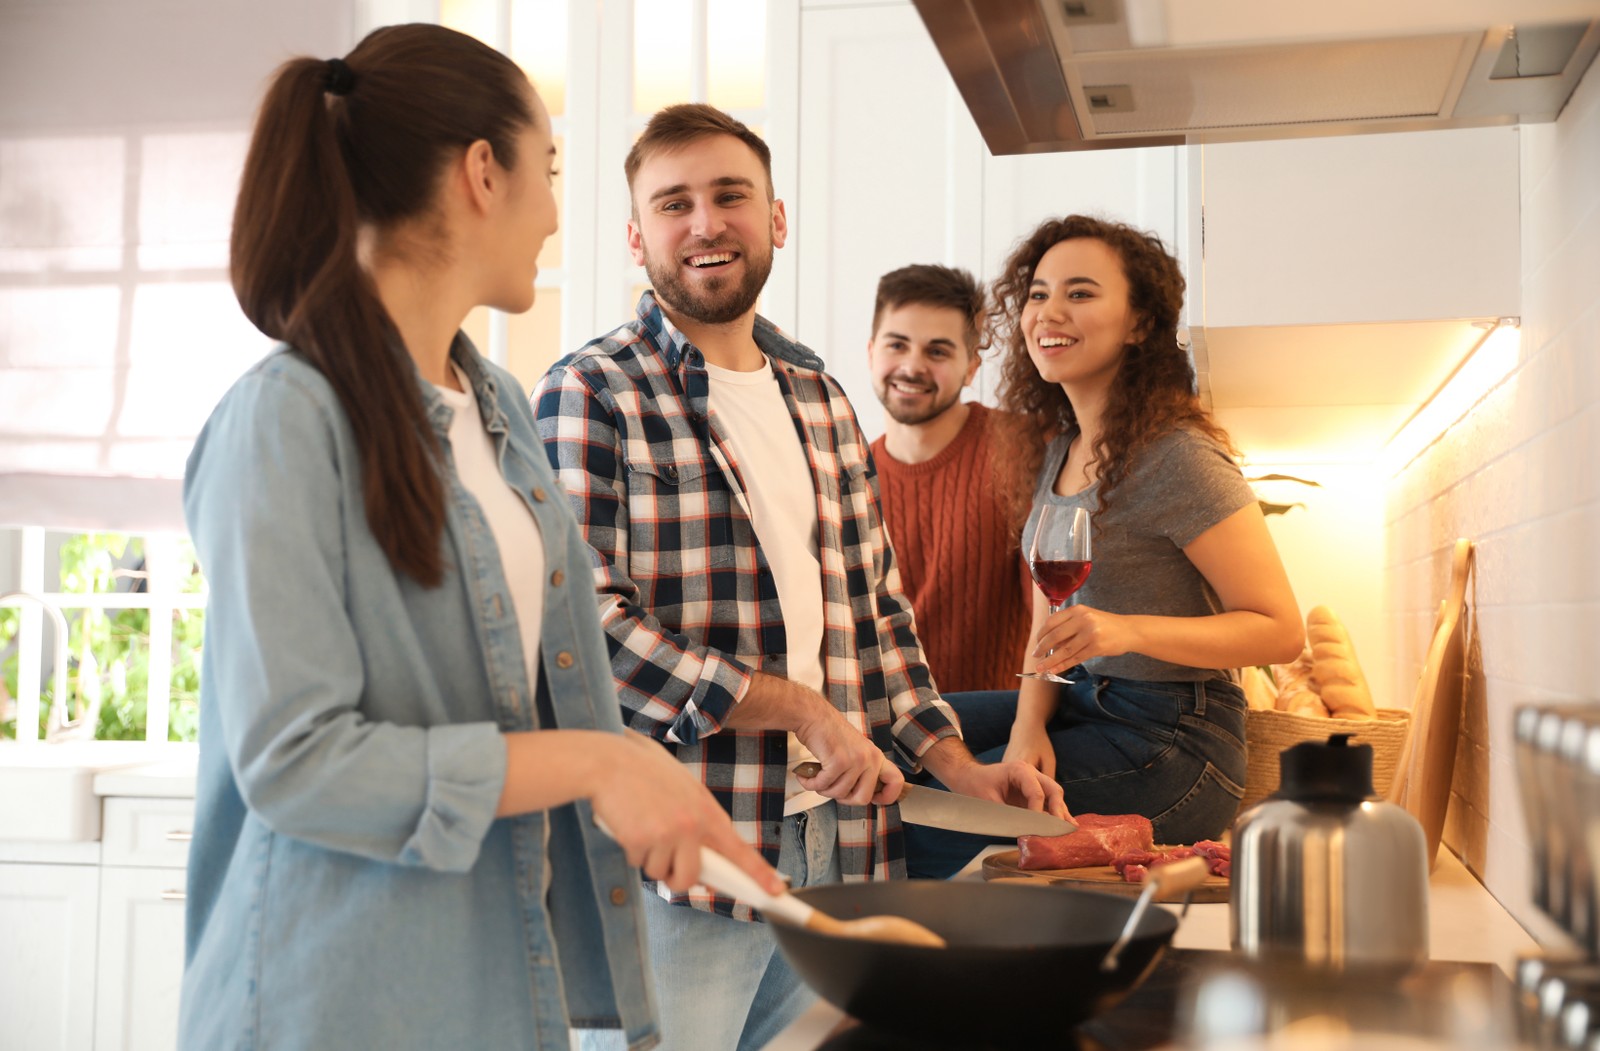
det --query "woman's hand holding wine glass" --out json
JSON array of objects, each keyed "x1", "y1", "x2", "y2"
[{"x1": 1020, "y1": 504, "x2": 1092, "y2": 684}]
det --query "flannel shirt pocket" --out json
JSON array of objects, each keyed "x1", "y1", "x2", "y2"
[
  {"x1": 625, "y1": 458, "x2": 736, "y2": 575},
  {"x1": 836, "y1": 461, "x2": 878, "y2": 575}
]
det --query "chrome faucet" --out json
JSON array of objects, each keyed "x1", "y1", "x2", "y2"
[{"x1": 0, "y1": 590, "x2": 83, "y2": 741}]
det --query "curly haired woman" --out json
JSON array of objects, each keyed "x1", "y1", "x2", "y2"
[{"x1": 906, "y1": 216, "x2": 1303, "y2": 878}]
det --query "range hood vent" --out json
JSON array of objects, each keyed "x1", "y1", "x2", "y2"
[{"x1": 912, "y1": 0, "x2": 1600, "y2": 154}]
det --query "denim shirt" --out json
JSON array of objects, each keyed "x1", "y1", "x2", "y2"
[{"x1": 180, "y1": 341, "x2": 658, "y2": 1050}]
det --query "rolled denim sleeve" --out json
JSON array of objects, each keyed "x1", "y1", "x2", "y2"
[{"x1": 186, "y1": 365, "x2": 505, "y2": 872}]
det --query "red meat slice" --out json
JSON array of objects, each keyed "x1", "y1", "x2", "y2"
[
  {"x1": 1017, "y1": 815, "x2": 1155, "y2": 870},
  {"x1": 1111, "y1": 849, "x2": 1161, "y2": 875},
  {"x1": 1117, "y1": 840, "x2": 1234, "y2": 883}
]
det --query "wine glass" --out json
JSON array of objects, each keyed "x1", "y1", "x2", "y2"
[{"x1": 1019, "y1": 504, "x2": 1092, "y2": 684}]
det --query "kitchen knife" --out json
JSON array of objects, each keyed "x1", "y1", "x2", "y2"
[{"x1": 792, "y1": 761, "x2": 1076, "y2": 838}]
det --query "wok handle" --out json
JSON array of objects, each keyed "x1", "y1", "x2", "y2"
[
  {"x1": 1100, "y1": 856, "x2": 1211, "y2": 972},
  {"x1": 593, "y1": 816, "x2": 818, "y2": 929}
]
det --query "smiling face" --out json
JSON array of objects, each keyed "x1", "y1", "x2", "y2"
[
  {"x1": 1021, "y1": 237, "x2": 1144, "y2": 395},
  {"x1": 626, "y1": 132, "x2": 786, "y2": 326},
  {"x1": 867, "y1": 302, "x2": 979, "y2": 426}
]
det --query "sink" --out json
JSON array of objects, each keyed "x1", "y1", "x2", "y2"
[{"x1": 0, "y1": 741, "x2": 185, "y2": 841}]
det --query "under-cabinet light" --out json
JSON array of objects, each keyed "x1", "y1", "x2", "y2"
[{"x1": 1379, "y1": 317, "x2": 1520, "y2": 476}]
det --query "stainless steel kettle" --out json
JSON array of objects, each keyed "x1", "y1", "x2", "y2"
[{"x1": 1232, "y1": 733, "x2": 1430, "y2": 970}]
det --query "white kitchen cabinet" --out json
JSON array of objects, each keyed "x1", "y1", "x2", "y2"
[
  {"x1": 93, "y1": 867, "x2": 186, "y2": 1051},
  {"x1": 0, "y1": 857, "x2": 101, "y2": 1051},
  {"x1": 93, "y1": 796, "x2": 193, "y2": 1051},
  {"x1": 1190, "y1": 126, "x2": 1521, "y2": 329}
]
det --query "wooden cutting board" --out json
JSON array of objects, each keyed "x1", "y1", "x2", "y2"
[
  {"x1": 980, "y1": 849, "x2": 1231, "y2": 903},
  {"x1": 1389, "y1": 538, "x2": 1473, "y2": 871}
]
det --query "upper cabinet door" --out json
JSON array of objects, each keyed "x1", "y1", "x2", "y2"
[{"x1": 1192, "y1": 126, "x2": 1521, "y2": 328}]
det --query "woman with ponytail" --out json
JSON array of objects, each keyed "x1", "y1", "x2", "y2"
[
  {"x1": 181, "y1": 24, "x2": 777, "y2": 1050},
  {"x1": 905, "y1": 216, "x2": 1303, "y2": 879}
]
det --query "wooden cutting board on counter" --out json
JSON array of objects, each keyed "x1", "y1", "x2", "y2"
[{"x1": 981, "y1": 849, "x2": 1231, "y2": 903}]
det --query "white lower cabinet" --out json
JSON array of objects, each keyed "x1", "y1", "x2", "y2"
[
  {"x1": 0, "y1": 859, "x2": 101, "y2": 1051},
  {"x1": 93, "y1": 867, "x2": 186, "y2": 1051},
  {"x1": 93, "y1": 796, "x2": 193, "y2": 1051}
]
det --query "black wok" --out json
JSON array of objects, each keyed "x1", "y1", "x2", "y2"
[{"x1": 769, "y1": 880, "x2": 1178, "y2": 1048}]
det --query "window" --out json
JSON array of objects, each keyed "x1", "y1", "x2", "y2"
[
  {"x1": 0, "y1": 1, "x2": 786, "y2": 744},
  {"x1": 2, "y1": 527, "x2": 203, "y2": 742}
]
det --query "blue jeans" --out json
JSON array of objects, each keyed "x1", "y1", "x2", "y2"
[
  {"x1": 580, "y1": 803, "x2": 839, "y2": 1051},
  {"x1": 904, "y1": 673, "x2": 1247, "y2": 879}
]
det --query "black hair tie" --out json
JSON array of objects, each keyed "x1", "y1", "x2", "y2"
[{"x1": 324, "y1": 58, "x2": 357, "y2": 97}]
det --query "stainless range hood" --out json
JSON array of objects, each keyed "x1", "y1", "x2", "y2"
[{"x1": 911, "y1": 0, "x2": 1600, "y2": 154}]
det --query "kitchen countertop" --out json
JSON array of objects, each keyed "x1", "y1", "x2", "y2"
[
  {"x1": 760, "y1": 846, "x2": 1542, "y2": 1051},
  {"x1": 92, "y1": 747, "x2": 198, "y2": 798}
]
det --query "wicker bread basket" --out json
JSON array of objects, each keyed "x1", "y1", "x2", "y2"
[{"x1": 1239, "y1": 707, "x2": 1411, "y2": 811}]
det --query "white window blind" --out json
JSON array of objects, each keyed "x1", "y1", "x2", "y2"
[{"x1": 0, "y1": 0, "x2": 356, "y2": 533}]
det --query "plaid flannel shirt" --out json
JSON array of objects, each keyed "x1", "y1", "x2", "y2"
[{"x1": 532, "y1": 291, "x2": 961, "y2": 919}]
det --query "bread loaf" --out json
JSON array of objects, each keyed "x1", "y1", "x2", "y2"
[
  {"x1": 1241, "y1": 665, "x2": 1278, "y2": 711},
  {"x1": 1273, "y1": 648, "x2": 1324, "y2": 717},
  {"x1": 1306, "y1": 605, "x2": 1376, "y2": 720}
]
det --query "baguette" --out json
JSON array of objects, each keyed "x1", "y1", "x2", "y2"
[
  {"x1": 1306, "y1": 605, "x2": 1376, "y2": 720},
  {"x1": 1241, "y1": 665, "x2": 1278, "y2": 711},
  {"x1": 1273, "y1": 648, "x2": 1325, "y2": 717}
]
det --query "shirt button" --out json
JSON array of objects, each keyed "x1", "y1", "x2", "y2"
[
  {"x1": 556, "y1": 652, "x2": 574, "y2": 669},
  {"x1": 550, "y1": 569, "x2": 565, "y2": 587},
  {"x1": 532, "y1": 487, "x2": 547, "y2": 503},
  {"x1": 664, "y1": 465, "x2": 679, "y2": 481},
  {"x1": 610, "y1": 886, "x2": 628, "y2": 906}
]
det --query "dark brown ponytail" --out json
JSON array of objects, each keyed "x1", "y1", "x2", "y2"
[{"x1": 230, "y1": 24, "x2": 534, "y2": 587}]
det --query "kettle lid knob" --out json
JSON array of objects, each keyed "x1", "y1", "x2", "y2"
[{"x1": 1276, "y1": 733, "x2": 1374, "y2": 803}]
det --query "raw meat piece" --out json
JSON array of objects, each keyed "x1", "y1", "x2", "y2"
[
  {"x1": 1117, "y1": 840, "x2": 1234, "y2": 883},
  {"x1": 1017, "y1": 815, "x2": 1155, "y2": 870},
  {"x1": 1073, "y1": 813, "x2": 1155, "y2": 841},
  {"x1": 1111, "y1": 849, "x2": 1160, "y2": 875}
]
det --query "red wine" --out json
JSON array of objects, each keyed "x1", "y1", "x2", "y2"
[{"x1": 1030, "y1": 559, "x2": 1091, "y2": 606}]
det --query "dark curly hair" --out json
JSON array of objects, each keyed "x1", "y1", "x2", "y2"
[{"x1": 989, "y1": 215, "x2": 1234, "y2": 534}]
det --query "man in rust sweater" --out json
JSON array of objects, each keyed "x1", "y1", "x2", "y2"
[{"x1": 866, "y1": 264, "x2": 1032, "y2": 694}]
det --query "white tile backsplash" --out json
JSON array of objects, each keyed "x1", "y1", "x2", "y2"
[{"x1": 1384, "y1": 53, "x2": 1600, "y2": 936}]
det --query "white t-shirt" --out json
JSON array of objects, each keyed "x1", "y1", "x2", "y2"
[
  {"x1": 434, "y1": 367, "x2": 547, "y2": 696},
  {"x1": 704, "y1": 357, "x2": 828, "y2": 814}
]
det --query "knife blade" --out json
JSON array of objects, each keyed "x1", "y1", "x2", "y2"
[{"x1": 792, "y1": 762, "x2": 1076, "y2": 838}]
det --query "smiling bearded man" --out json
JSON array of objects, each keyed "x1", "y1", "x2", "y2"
[
  {"x1": 531, "y1": 104, "x2": 1066, "y2": 1051},
  {"x1": 639, "y1": 229, "x2": 772, "y2": 326}
]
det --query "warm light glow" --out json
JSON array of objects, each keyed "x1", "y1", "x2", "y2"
[
  {"x1": 511, "y1": 0, "x2": 567, "y2": 116},
  {"x1": 707, "y1": 0, "x2": 766, "y2": 110},
  {"x1": 440, "y1": 0, "x2": 499, "y2": 49},
  {"x1": 634, "y1": 0, "x2": 693, "y2": 112},
  {"x1": 507, "y1": 288, "x2": 563, "y2": 393},
  {"x1": 1380, "y1": 319, "x2": 1520, "y2": 475}
]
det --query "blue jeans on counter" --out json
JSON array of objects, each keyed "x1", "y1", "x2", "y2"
[
  {"x1": 579, "y1": 802, "x2": 838, "y2": 1051},
  {"x1": 904, "y1": 672, "x2": 1248, "y2": 879}
]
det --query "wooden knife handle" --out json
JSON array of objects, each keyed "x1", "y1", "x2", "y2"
[{"x1": 791, "y1": 760, "x2": 903, "y2": 801}]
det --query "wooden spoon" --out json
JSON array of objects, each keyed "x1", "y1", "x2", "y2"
[
  {"x1": 695, "y1": 844, "x2": 947, "y2": 948},
  {"x1": 594, "y1": 816, "x2": 945, "y2": 947}
]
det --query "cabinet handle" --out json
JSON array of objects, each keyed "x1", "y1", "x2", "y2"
[
  {"x1": 165, "y1": 829, "x2": 194, "y2": 842},
  {"x1": 160, "y1": 889, "x2": 187, "y2": 901}
]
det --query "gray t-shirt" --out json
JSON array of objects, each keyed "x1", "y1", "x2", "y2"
[{"x1": 1021, "y1": 427, "x2": 1256, "y2": 682}]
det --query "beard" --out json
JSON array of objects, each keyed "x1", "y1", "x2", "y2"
[
  {"x1": 876, "y1": 374, "x2": 965, "y2": 426},
  {"x1": 642, "y1": 236, "x2": 773, "y2": 326}
]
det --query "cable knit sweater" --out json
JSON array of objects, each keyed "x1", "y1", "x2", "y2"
[{"x1": 870, "y1": 404, "x2": 1032, "y2": 693}]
